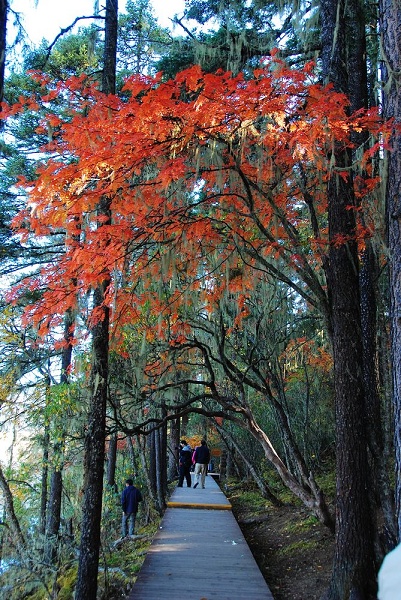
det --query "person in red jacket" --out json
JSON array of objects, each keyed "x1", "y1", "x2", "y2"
[
  {"x1": 121, "y1": 478, "x2": 142, "y2": 537},
  {"x1": 193, "y1": 439, "x2": 210, "y2": 489}
]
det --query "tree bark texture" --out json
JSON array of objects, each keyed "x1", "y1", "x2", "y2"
[
  {"x1": 379, "y1": 0, "x2": 401, "y2": 541},
  {"x1": 0, "y1": 463, "x2": 25, "y2": 553},
  {"x1": 325, "y1": 166, "x2": 375, "y2": 599},
  {"x1": 360, "y1": 244, "x2": 397, "y2": 549},
  {"x1": 75, "y1": 2, "x2": 117, "y2": 597},
  {"x1": 155, "y1": 428, "x2": 165, "y2": 512},
  {"x1": 45, "y1": 469, "x2": 62, "y2": 564},
  {"x1": 167, "y1": 417, "x2": 180, "y2": 482},
  {"x1": 320, "y1": 0, "x2": 376, "y2": 596},
  {"x1": 40, "y1": 424, "x2": 50, "y2": 536},
  {"x1": 106, "y1": 433, "x2": 118, "y2": 489},
  {"x1": 45, "y1": 309, "x2": 75, "y2": 563},
  {"x1": 75, "y1": 292, "x2": 109, "y2": 599},
  {"x1": 0, "y1": 0, "x2": 7, "y2": 108},
  {"x1": 148, "y1": 429, "x2": 159, "y2": 511},
  {"x1": 215, "y1": 421, "x2": 281, "y2": 505}
]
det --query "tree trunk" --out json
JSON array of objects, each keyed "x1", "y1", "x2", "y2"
[
  {"x1": 360, "y1": 244, "x2": 397, "y2": 550},
  {"x1": 0, "y1": 463, "x2": 25, "y2": 553},
  {"x1": 215, "y1": 421, "x2": 281, "y2": 505},
  {"x1": 0, "y1": 0, "x2": 7, "y2": 109},
  {"x1": 75, "y1": 289, "x2": 109, "y2": 599},
  {"x1": 160, "y1": 406, "x2": 168, "y2": 498},
  {"x1": 148, "y1": 428, "x2": 159, "y2": 509},
  {"x1": 40, "y1": 423, "x2": 50, "y2": 536},
  {"x1": 155, "y1": 428, "x2": 165, "y2": 512},
  {"x1": 75, "y1": 2, "x2": 117, "y2": 597},
  {"x1": 45, "y1": 309, "x2": 75, "y2": 563},
  {"x1": 106, "y1": 433, "x2": 118, "y2": 490},
  {"x1": 379, "y1": 0, "x2": 401, "y2": 542},
  {"x1": 325, "y1": 168, "x2": 375, "y2": 598},
  {"x1": 126, "y1": 435, "x2": 139, "y2": 474},
  {"x1": 45, "y1": 469, "x2": 62, "y2": 564},
  {"x1": 320, "y1": 0, "x2": 376, "y2": 596},
  {"x1": 244, "y1": 411, "x2": 333, "y2": 528},
  {"x1": 136, "y1": 433, "x2": 158, "y2": 516},
  {"x1": 167, "y1": 417, "x2": 180, "y2": 482}
]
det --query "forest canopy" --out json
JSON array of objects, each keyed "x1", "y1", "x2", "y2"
[{"x1": 0, "y1": 1, "x2": 400, "y2": 600}]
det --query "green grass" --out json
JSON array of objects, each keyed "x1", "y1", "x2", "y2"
[
  {"x1": 277, "y1": 539, "x2": 319, "y2": 556},
  {"x1": 283, "y1": 515, "x2": 320, "y2": 534}
]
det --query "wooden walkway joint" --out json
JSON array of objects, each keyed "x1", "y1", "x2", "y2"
[{"x1": 128, "y1": 474, "x2": 274, "y2": 599}]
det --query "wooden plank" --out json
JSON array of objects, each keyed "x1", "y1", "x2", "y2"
[
  {"x1": 168, "y1": 474, "x2": 232, "y2": 509},
  {"x1": 166, "y1": 501, "x2": 231, "y2": 509},
  {"x1": 127, "y1": 479, "x2": 274, "y2": 600}
]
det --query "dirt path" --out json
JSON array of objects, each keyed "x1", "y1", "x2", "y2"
[{"x1": 229, "y1": 490, "x2": 334, "y2": 600}]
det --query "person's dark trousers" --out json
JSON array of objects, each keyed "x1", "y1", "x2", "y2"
[{"x1": 178, "y1": 464, "x2": 191, "y2": 487}]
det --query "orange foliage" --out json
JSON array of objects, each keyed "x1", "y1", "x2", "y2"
[{"x1": 2, "y1": 57, "x2": 388, "y2": 352}]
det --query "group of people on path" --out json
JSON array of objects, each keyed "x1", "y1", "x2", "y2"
[
  {"x1": 119, "y1": 438, "x2": 211, "y2": 539},
  {"x1": 178, "y1": 438, "x2": 211, "y2": 489}
]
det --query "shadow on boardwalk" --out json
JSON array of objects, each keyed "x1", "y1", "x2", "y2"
[{"x1": 128, "y1": 475, "x2": 274, "y2": 600}]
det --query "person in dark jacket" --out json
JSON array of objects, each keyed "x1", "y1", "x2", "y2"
[
  {"x1": 177, "y1": 440, "x2": 192, "y2": 487},
  {"x1": 193, "y1": 439, "x2": 210, "y2": 489},
  {"x1": 121, "y1": 478, "x2": 142, "y2": 537}
]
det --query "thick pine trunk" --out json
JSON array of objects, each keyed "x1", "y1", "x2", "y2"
[
  {"x1": 325, "y1": 164, "x2": 375, "y2": 599},
  {"x1": 320, "y1": 0, "x2": 376, "y2": 596},
  {"x1": 379, "y1": 0, "x2": 401, "y2": 541},
  {"x1": 0, "y1": 0, "x2": 7, "y2": 108},
  {"x1": 75, "y1": 287, "x2": 109, "y2": 599},
  {"x1": 75, "y1": 2, "x2": 117, "y2": 598},
  {"x1": 360, "y1": 245, "x2": 397, "y2": 549}
]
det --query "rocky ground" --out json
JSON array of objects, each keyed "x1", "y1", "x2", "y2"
[{"x1": 228, "y1": 486, "x2": 334, "y2": 600}]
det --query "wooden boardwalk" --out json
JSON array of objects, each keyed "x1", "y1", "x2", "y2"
[{"x1": 128, "y1": 474, "x2": 274, "y2": 600}]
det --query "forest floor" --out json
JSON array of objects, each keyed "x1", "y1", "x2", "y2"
[{"x1": 227, "y1": 481, "x2": 334, "y2": 600}]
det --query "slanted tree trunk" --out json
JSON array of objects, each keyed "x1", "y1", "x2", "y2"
[
  {"x1": 0, "y1": 464, "x2": 25, "y2": 553},
  {"x1": 75, "y1": 2, "x2": 118, "y2": 598},
  {"x1": 215, "y1": 421, "x2": 281, "y2": 505},
  {"x1": 379, "y1": 0, "x2": 401, "y2": 542}
]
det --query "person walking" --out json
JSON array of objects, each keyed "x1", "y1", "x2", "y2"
[
  {"x1": 121, "y1": 478, "x2": 142, "y2": 538},
  {"x1": 177, "y1": 440, "x2": 192, "y2": 487},
  {"x1": 193, "y1": 439, "x2": 210, "y2": 489}
]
